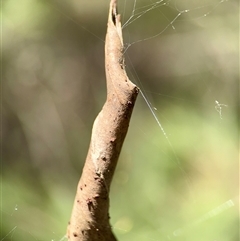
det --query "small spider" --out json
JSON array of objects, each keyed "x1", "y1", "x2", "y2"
[{"x1": 215, "y1": 100, "x2": 227, "y2": 119}]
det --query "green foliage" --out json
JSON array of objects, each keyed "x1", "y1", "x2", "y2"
[{"x1": 111, "y1": 104, "x2": 238, "y2": 241}]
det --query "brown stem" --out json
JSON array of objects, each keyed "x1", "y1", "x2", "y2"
[{"x1": 67, "y1": 0, "x2": 139, "y2": 240}]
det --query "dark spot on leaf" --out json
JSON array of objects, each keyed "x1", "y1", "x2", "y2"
[{"x1": 102, "y1": 156, "x2": 107, "y2": 161}]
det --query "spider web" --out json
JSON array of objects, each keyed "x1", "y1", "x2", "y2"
[
  {"x1": 112, "y1": 3, "x2": 237, "y2": 241},
  {"x1": 1, "y1": 0, "x2": 238, "y2": 241}
]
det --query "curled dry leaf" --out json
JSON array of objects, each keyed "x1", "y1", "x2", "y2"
[{"x1": 67, "y1": 0, "x2": 139, "y2": 240}]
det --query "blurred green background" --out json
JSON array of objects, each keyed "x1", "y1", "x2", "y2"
[{"x1": 1, "y1": 0, "x2": 239, "y2": 240}]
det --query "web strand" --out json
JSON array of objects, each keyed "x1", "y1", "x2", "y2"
[
  {"x1": 0, "y1": 226, "x2": 17, "y2": 241},
  {"x1": 122, "y1": 0, "x2": 227, "y2": 49},
  {"x1": 2, "y1": 0, "x2": 233, "y2": 241},
  {"x1": 122, "y1": 0, "x2": 167, "y2": 29}
]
